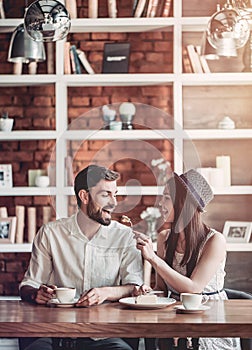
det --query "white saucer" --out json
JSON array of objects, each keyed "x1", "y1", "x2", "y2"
[
  {"x1": 47, "y1": 298, "x2": 78, "y2": 308},
  {"x1": 119, "y1": 297, "x2": 176, "y2": 310},
  {"x1": 174, "y1": 304, "x2": 210, "y2": 314}
]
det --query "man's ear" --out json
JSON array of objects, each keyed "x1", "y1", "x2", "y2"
[{"x1": 78, "y1": 189, "x2": 89, "y2": 205}]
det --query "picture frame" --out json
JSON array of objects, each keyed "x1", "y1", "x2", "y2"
[
  {"x1": 223, "y1": 221, "x2": 252, "y2": 243},
  {"x1": 0, "y1": 217, "x2": 17, "y2": 243},
  {"x1": 0, "y1": 164, "x2": 13, "y2": 188}
]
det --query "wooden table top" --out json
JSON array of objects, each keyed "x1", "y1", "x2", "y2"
[{"x1": 0, "y1": 299, "x2": 251, "y2": 338}]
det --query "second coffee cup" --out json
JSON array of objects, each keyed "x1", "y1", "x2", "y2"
[{"x1": 180, "y1": 292, "x2": 208, "y2": 310}]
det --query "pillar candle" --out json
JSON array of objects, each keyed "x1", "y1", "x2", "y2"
[
  {"x1": 216, "y1": 155, "x2": 231, "y2": 187},
  {"x1": 15, "y1": 205, "x2": 25, "y2": 243},
  {"x1": 209, "y1": 168, "x2": 225, "y2": 188},
  {"x1": 27, "y1": 207, "x2": 36, "y2": 243},
  {"x1": 43, "y1": 206, "x2": 51, "y2": 224},
  {"x1": 88, "y1": 0, "x2": 98, "y2": 18},
  {"x1": 0, "y1": 207, "x2": 8, "y2": 218},
  {"x1": 65, "y1": 0, "x2": 77, "y2": 18}
]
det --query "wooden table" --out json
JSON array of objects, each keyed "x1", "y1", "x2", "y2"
[{"x1": 0, "y1": 300, "x2": 251, "y2": 339}]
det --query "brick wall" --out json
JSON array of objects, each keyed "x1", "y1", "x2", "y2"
[{"x1": 0, "y1": 0, "x2": 173, "y2": 295}]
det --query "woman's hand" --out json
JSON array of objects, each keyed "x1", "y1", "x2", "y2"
[
  {"x1": 132, "y1": 284, "x2": 152, "y2": 296},
  {"x1": 134, "y1": 231, "x2": 156, "y2": 262}
]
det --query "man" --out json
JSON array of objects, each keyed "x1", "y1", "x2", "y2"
[{"x1": 19, "y1": 164, "x2": 143, "y2": 350}]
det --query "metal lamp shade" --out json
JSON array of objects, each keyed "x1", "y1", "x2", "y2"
[
  {"x1": 8, "y1": 23, "x2": 46, "y2": 63},
  {"x1": 207, "y1": 7, "x2": 250, "y2": 52},
  {"x1": 24, "y1": 0, "x2": 71, "y2": 42}
]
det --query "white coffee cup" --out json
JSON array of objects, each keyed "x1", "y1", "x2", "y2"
[
  {"x1": 55, "y1": 287, "x2": 76, "y2": 303},
  {"x1": 180, "y1": 293, "x2": 208, "y2": 310}
]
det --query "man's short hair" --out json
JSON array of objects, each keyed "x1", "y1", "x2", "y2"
[{"x1": 74, "y1": 165, "x2": 120, "y2": 208}]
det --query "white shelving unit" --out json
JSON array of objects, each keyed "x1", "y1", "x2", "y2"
[{"x1": 0, "y1": 1, "x2": 251, "y2": 252}]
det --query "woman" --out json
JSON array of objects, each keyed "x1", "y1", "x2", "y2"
[{"x1": 135, "y1": 169, "x2": 241, "y2": 350}]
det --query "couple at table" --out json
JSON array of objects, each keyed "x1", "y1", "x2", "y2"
[{"x1": 19, "y1": 164, "x2": 241, "y2": 350}]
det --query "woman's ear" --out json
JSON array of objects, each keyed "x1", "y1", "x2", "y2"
[{"x1": 78, "y1": 189, "x2": 89, "y2": 205}]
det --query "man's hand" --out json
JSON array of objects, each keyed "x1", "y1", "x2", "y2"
[
  {"x1": 132, "y1": 284, "x2": 152, "y2": 296},
  {"x1": 76, "y1": 287, "x2": 106, "y2": 307},
  {"x1": 35, "y1": 284, "x2": 56, "y2": 304}
]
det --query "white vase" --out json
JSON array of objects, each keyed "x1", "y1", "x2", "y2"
[{"x1": 0, "y1": 118, "x2": 14, "y2": 132}]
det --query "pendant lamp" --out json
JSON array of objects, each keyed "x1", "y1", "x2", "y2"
[
  {"x1": 24, "y1": 0, "x2": 71, "y2": 42},
  {"x1": 8, "y1": 23, "x2": 46, "y2": 63}
]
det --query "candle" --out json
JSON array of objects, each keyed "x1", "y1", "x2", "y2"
[
  {"x1": 216, "y1": 156, "x2": 231, "y2": 187},
  {"x1": 27, "y1": 207, "x2": 36, "y2": 243}
]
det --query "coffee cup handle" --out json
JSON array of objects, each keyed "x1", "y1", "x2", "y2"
[{"x1": 202, "y1": 295, "x2": 209, "y2": 304}]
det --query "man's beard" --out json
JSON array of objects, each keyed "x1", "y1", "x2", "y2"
[{"x1": 87, "y1": 197, "x2": 114, "y2": 226}]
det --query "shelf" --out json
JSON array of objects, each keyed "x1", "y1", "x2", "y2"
[
  {"x1": 0, "y1": 187, "x2": 57, "y2": 196},
  {"x1": 0, "y1": 74, "x2": 57, "y2": 86},
  {"x1": 186, "y1": 129, "x2": 252, "y2": 139},
  {"x1": 64, "y1": 73, "x2": 174, "y2": 86},
  {"x1": 0, "y1": 130, "x2": 57, "y2": 140},
  {"x1": 0, "y1": 242, "x2": 251, "y2": 254},
  {"x1": 63, "y1": 129, "x2": 175, "y2": 140},
  {"x1": 182, "y1": 73, "x2": 252, "y2": 85},
  {"x1": 226, "y1": 243, "x2": 252, "y2": 252},
  {"x1": 0, "y1": 243, "x2": 32, "y2": 252},
  {"x1": 70, "y1": 17, "x2": 174, "y2": 32}
]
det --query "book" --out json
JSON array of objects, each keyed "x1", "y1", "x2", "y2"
[
  {"x1": 76, "y1": 49, "x2": 95, "y2": 74},
  {"x1": 70, "y1": 45, "x2": 82, "y2": 74},
  {"x1": 132, "y1": 0, "x2": 139, "y2": 16},
  {"x1": 64, "y1": 42, "x2": 71, "y2": 74},
  {"x1": 147, "y1": 0, "x2": 159, "y2": 17},
  {"x1": 161, "y1": 0, "x2": 172, "y2": 17},
  {"x1": 186, "y1": 44, "x2": 203, "y2": 73},
  {"x1": 107, "y1": 0, "x2": 117, "y2": 18},
  {"x1": 102, "y1": 42, "x2": 130, "y2": 74},
  {"x1": 0, "y1": 1, "x2": 5, "y2": 19},
  {"x1": 134, "y1": 0, "x2": 147, "y2": 17},
  {"x1": 182, "y1": 47, "x2": 193, "y2": 73},
  {"x1": 195, "y1": 45, "x2": 211, "y2": 73}
]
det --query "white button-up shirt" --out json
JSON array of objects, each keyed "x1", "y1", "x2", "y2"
[{"x1": 20, "y1": 213, "x2": 143, "y2": 296}]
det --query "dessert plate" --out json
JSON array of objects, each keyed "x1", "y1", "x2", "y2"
[
  {"x1": 174, "y1": 304, "x2": 210, "y2": 314},
  {"x1": 47, "y1": 298, "x2": 79, "y2": 308},
  {"x1": 119, "y1": 297, "x2": 176, "y2": 310}
]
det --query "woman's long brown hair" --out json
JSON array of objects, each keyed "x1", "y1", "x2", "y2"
[{"x1": 165, "y1": 174, "x2": 210, "y2": 277}]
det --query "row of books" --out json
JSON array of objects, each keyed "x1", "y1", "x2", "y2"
[
  {"x1": 64, "y1": 42, "x2": 95, "y2": 75},
  {"x1": 183, "y1": 45, "x2": 211, "y2": 74},
  {"x1": 133, "y1": 0, "x2": 172, "y2": 18}
]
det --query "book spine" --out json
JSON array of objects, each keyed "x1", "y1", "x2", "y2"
[
  {"x1": 76, "y1": 49, "x2": 95, "y2": 74},
  {"x1": 70, "y1": 45, "x2": 82, "y2": 74},
  {"x1": 132, "y1": 0, "x2": 139, "y2": 16},
  {"x1": 182, "y1": 47, "x2": 193, "y2": 73},
  {"x1": 186, "y1": 45, "x2": 203, "y2": 73},
  {"x1": 148, "y1": 0, "x2": 159, "y2": 17},
  {"x1": 162, "y1": 0, "x2": 172, "y2": 17},
  {"x1": 195, "y1": 45, "x2": 211, "y2": 73},
  {"x1": 134, "y1": 0, "x2": 147, "y2": 17}
]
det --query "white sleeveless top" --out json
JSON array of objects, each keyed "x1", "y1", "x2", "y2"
[{"x1": 165, "y1": 229, "x2": 241, "y2": 350}]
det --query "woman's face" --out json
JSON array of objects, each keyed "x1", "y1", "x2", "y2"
[{"x1": 159, "y1": 184, "x2": 174, "y2": 223}]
